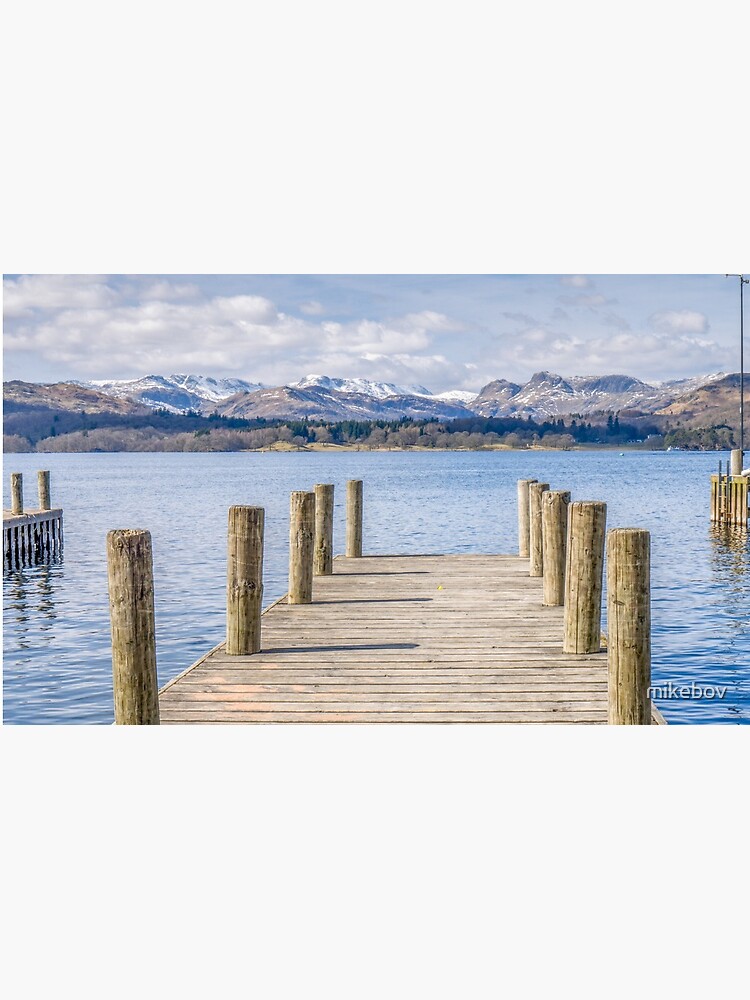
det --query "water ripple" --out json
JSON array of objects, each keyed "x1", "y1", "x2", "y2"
[{"x1": 3, "y1": 450, "x2": 748, "y2": 724}]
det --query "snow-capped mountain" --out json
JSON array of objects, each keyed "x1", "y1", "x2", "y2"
[
  {"x1": 289, "y1": 374, "x2": 431, "y2": 400},
  {"x1": 62, "y1": 369, "x2": 729, "y2": 421},
  {"x1": 432, "y1": 389, "x2": 479, "y2": 404},
  {"x1": 215, "y1": 384, "x2": 473, "y2": 422},
  {"x1": 77, "y1": 373, "x2": 263, "y2": 414},
  {"x1": 471, "y1": 371, "x2": 727, "y2": 419},
  {"x1": 657, "y1": 372, "x2": 727, "y2": 394}
]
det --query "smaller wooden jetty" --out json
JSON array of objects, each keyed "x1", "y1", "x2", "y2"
[
  {"x1": 711, "y1": 458, "x2": 749, "y2": 527},
  {"x1": 3, "y1": 471, "x2": 63, "y2": 572},
  {"x1": 105, "y1": 478, "x2": 664, "y2": 726}
]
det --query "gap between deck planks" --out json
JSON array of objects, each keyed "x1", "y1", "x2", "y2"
[{"x1": 160, "y1": 553, "x2": 613, "y2": 724}]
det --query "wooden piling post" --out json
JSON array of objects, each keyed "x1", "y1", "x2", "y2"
[
  {"x1": 10, "y1": 473, "x2": 23, "y2": 515},
  {"x1": 528, "y1": 481, "x2": 549, "y2": 577},
  {"x1": 289, "y1": 491, "x2": 315, "y2": 603},
  {"x1": 562, "y1": 501, "x2": 607, "y2": 653},
  {"x1": 38, "y1": 470, "x2": 51, "y2": 511},
  {"x1": 517, "y1": 479, "x2": 537, "y2": 558},
  {"x1": 226, "y1": 506, "x2": 265, "y2": 654},
  {"x1": 730, "y1": 448, "x2": 743, "y2": 477},
  {"x1": 106, "y1": 529, "x2": 160, "y2": 725},
  {"x1": 346, "y1": 479, "x2": 363, "y2": 558},
  {"x1": 607, "y1": 528, "x2": 651, "y2": 725},
  {"x1": 314, "y1": 483, "x2": 334, "y2": 576},
  {"x1": 542, "y1": 490, "x2": 571, "y2": 606}
]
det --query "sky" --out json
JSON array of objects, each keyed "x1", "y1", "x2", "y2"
[{"x1": 2, "y1": 273, "x2": 746, "y2": 393}]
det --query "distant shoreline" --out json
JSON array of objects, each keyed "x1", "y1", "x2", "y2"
[{"x1": 4, "y1": 442, "x2": 705, "y2": 456}]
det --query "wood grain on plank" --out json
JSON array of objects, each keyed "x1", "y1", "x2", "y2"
[{"x1": 160, "y1": 553, "x2": 610, "y2": 724}]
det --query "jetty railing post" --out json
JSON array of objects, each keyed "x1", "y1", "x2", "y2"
[
  {"x1": 607, "y1": 528, "x2": 651, "y2": 725},
  {"x1": 542, "y1": 490, "x2": 571, "y2": 606},
  {"x1": 226, "y1": 506, "x2": 265, "y2": 655},
  {"x1": 37, "y1": 470, "x2": 51, "y2": 511},
  {"x1": 528, "y1": 481, "x2": 549, "y2": 577},
  {"x1": 517, "y1": 478, "x2": 537, "y2": 558},
  {"x1": 346, "y1": 479, "x2": 363, "y2": 558},
  {"x1": 314, "y1": 483, "x2": 334, "y2": 576},
  {"x1": 730, "y1": 448, "x2": 743, "y2": 477},
  {"x1": 11, "y1": 473, "x2": 23, "y2": 515},
  {"x1": 106, "y1": 529, "x2": 160, "y2": 725},
  {"x1": 563, "y1": 501, "x2": 607, "y2": 654},
  {"x1": 289, "y1": 491, "x2": 315, "y2": 603}
]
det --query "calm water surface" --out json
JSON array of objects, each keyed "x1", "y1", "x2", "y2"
[{"x1": 3, "y1": 450, "x2": 749, "y2": 724}]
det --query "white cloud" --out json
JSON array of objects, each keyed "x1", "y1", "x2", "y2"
[
  {"x1": 601, "y1": 311, "x2": 630, "y2": 331},
  {"x1": 356, "y1": 352, "x2": 478, "y2": 391},
  {"x1": 494, "y1": 326, "x2": 729, "y2": 383},
  {"x1": 3, "y1": 275, "x2": 735, "y2": 393},
  {"x1": 299, "y1": 300, "x2": 324, "y2": 315},
  {"x1": 4, "y1": 287, "x2": 470, "y2": 391},
  {"x1": 650, "y1": 309, "x2": 709, "y2": 334},
  {"x1": 3, "y1": 274, "x2": 119, "y2": 317},
  {"x1": 559, "y1": 292, "x2": 613, "y2": 308},
  {"x1": 502, "y1": 310, "x2": 538, "y2": 325},
  {"x1": 560, "y1": 275, "x2": 590, "y2": 288},
  {"x1": 138, "y1": 281, "x2": 200, "y2": 301}
]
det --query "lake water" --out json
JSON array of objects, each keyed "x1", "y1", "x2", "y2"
[{"x1": 3, "y1": 450, "x2": 749, "y2": 724}]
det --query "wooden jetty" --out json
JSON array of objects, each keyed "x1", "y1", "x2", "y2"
[
  {"x1": 710, "y1": 449, "x2": 749, "y2": 528},
  {"x1": 107, "y1": 477, "x2": 664, "y2": 726},
  {"x1": 3, "y1": 471, "x2": 63, "y2": 572},
  {"x1": 159, "y1": 554, "x2": 611, "y2": 724}
]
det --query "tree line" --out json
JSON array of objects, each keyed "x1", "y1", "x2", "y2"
[{"x1": 6, "y1": 403, "x2": 718, "y2": 453}]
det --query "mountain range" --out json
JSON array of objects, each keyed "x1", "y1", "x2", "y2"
[{"x1": 3, "y1": 369, "x2": 738, "y2": 427}]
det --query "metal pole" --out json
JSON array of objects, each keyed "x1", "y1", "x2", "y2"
[
  {"x1": 741, "y1": 276, "x2": 745, "y2": 457},
  {"x1": 726, "y1": 274, "x2": 748, "y2": 461}
]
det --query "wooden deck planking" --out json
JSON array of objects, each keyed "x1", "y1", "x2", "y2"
[{"x1": 160, "y1": 554, "x2": 610, "y2": 723}]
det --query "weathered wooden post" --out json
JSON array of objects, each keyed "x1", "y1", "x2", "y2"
[
  {"x1": 562, "y1": 501, "x2": 607, "y2": 653},
  {"x1": 528, "y1": 481, "x2": 549, "y2": 577},
  {"x1": 314, "y1": 483, "x2": 334, "y2": 576},
  {"x1": 10, "y1": 473, "x2": 23, "y2": 515},
  {"x1": 107, "y1": 529, "x2": 160, "y2": 725},
  {"x1": 607, "y1": 528, "x2": 651, "y2": 725},
  {"x1": 289, "y1": 490, "x2": 315, "y2": 603},
  {"x1": 542, "y1": 490, "x2": 571, "y2": 606},
  {"x1": 730, "y1": 448, "x2": 744, "y2": 477},
  {"x1": 227, "y1": 506, "x2": 264, "y2": 654},
  {"x1": 37, "y1": 470, "x2": 51, "y2": 511},
  {"x1": 346, "y1": 479, "x2": 363, "y2": 558},
  {"x1": 517, "y1": 478, "x2": 537, "y2": 558}
]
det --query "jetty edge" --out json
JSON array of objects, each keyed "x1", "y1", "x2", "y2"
[{"x1": 3, "y1": 470, "x2": 63, "y2": 572}]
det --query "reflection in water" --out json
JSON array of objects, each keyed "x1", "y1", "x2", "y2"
[
  {"x1": 710, "y1": 526, "x2": 750, "y2": 585},
  {"x1": 705, "y1": 527, "x2": 750, "y2": 721},
  {"x1": 4, "y1": 562, "x2": 62, "y2": 649}
]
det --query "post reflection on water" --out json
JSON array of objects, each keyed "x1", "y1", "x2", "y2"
[
  {"x1": 706, "y1": 526, "x2": 750, "y2": 721},
  {"x1": 4, "y1": 560, "x2": 62, "y2": 648},
  {"x1": 709, "y1": 526, "x2": 750, "y2": 586}
]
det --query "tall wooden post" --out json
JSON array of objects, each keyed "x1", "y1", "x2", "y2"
[
  {"x1": 10, "y1": 473, "x2": 23, "y2": 515},
  {"x1": 730, "y1": 448, "x2": 743, "y2": 476},
  {"x1": 289, "y1": 491, "x2": 315, "y2": 603},
  {"x1": 542, "y1": 490, "x2": 571, "y2": 606},
  {"x1": 226, "y1": 506, "x2": 264, "y2": 654},
  {"x1": 346, "y1": 479, "x2": 363, "y2": 558},
  {"x1": 37, "y1": 470, "x2": 51, "y2": 511},
  {"x1": 607, "y1": 528, "x2": 651, "y2": 725},
  {"x1": 562, "y1": 501, "x2": 607, "y2": 654},
  {"x1": 107, "y1": 529, "x2": 160, "y2": 725},
  {"x1": 517, "y1": 479, "x2": 537, "y2": 558},
  {"x1": 528, "y1": 481, "x2": 549, "y2": 577},
  {"x1": 314, "y1": 483, "x2": 334, "y2": 576}
]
